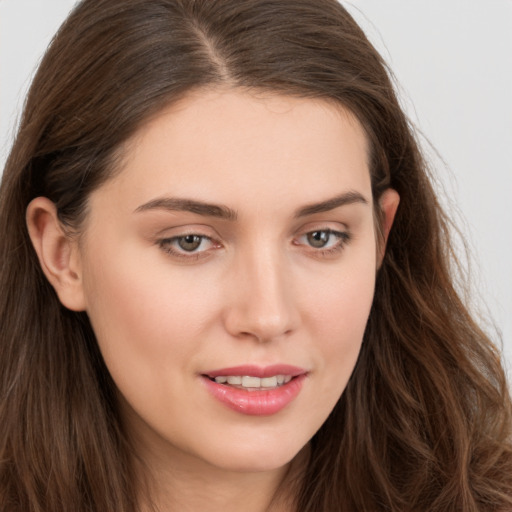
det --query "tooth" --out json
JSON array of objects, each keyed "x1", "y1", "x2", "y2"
[
  {"x1": 216, "y1": 374, "x2": 293, "y2": 388},
  {"x1": 242, "y1": 376, "x2": 261, "y2": 388},
  {"x1": 261, "y1": 376, "x2": 278, "y2": 387}
]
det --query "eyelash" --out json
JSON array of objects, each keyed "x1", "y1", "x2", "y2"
[
  {"x1": 293, "y1": 229, "x2": 351, "y2": 258},
  {"x1": 158, "y1": 234, "x2": 218, "y2": 261},
  {"x1": 157, "y1": 228, "x2": 351, "y2": 261}
]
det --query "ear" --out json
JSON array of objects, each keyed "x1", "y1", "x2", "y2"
[
  {"x1": 26, "y1": 197, "x2": 86, "y2": 311},
  {"x1": 377, "y1": 188, "x2": 400, "y2": 266}
]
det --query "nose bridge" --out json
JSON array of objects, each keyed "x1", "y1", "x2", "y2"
[{"x1": 224, "y1": 240, "x2": 298, "y2": 342}]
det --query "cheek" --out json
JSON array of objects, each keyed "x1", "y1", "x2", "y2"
[
  {"x1": 308, "y1": 241, "x2": 376, "y2": 331},
  {"x1": 81, "y1": 243, "x2": 219, "y2": 384},
  {"x1": 305, "y1": 247, "x2": 376, "y2": 392}
]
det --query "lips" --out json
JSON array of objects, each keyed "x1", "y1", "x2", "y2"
[{"x1": 201, "y1": 364, "x2": 307, "y2": 415}]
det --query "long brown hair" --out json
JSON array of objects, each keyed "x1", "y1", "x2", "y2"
[{"x1": 1, "y1": 1, "x2": 511, "y2": 510}]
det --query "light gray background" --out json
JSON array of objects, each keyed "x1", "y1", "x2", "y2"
[{"x1": 1, "y1": 0, "x2": 511, "y2": 374}]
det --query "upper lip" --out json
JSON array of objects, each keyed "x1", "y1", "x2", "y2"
[{"x1": 203, "y1": 364, "x2": 307, "y2": 379}]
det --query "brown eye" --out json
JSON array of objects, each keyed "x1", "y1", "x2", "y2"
[
  {"x1": 306, "y1": 230, "x2": 330, "y2": 248},
  {"x1": 177, "y1": 235, "x2": 203, "y2": 252}
]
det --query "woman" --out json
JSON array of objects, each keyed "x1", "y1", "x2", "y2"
[{"x1": 1, "y1": 0, "x2": 511, "y2": 510}]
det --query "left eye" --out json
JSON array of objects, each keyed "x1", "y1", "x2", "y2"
[
  {"x1": 297, "y1": 229, "x2": 348, "y2": 250},
  {"x1": 159, "y1": 234, "x2": 215, "y2": 255}
]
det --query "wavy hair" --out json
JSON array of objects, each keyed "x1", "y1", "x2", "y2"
[{"x1": 1, "y1": 0, "x2": 511, "y2": 510}]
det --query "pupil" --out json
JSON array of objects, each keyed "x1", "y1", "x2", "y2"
[
  {"x1": 308, "y1": 231, "x2": 329, "y2": 248},
  {"x1": 178, "y1": 235, "x2": 202, "y2": 251}
]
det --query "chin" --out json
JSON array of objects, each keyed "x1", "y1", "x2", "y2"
[{"x1": 198, "y1": 436, "x2": 309, "y2": 474}]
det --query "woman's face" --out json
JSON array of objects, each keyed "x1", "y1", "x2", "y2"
[{"x1": 75, "y1": 89, "x2": 387, "y2": 473}]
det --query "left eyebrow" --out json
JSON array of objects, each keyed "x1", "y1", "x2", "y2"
[{"x1": 294, "y1": 191, "x2": 369, "y2": 217}]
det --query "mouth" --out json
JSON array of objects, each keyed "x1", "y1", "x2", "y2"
[
  {"x1": 201, "y1": 365, "x2": 307, "y2": 415},
  {"x1": 205, "y1": 374, "x2": 294, "y2": 391}
]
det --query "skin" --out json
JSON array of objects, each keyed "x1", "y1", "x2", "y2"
[{"x1": 27, "y1": 89, "x2": 399, "y2": 511}]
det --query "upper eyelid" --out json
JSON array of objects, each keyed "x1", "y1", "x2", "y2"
[
  {"x1": 294, "y1": 219, "x2": 349, "y2": 232},
  {"x1": 161, "y1": 232, "x2": 213, "y2": 241},
  {"x1": 293, "y1": 222, "x2": 349, "y2": 239},
  {"x1": 152, "y1": 215, "x2": 349, "y2": 233},
  {"x1": 154, "y1": 223, "x2": 219, "y2": 237},
  {"x1": 294, "y1": 228, "x2": 349, "y2": 243},
  {"x1": 159, "y1": 233, "x2": 216, "y2": 248},
  {"x1": 155, "y1": 221, "x2": 351, "y2": 241},
  {"x1": 156, "y1": 226, "x2": 349, "y2": 242}
]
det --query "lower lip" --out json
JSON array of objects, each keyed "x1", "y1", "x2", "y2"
[{"x1": 201, "y1": 375, "x2": 306, "y2": 416}]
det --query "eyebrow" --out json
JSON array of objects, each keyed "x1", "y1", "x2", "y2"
[
  {"x1": 134, "y1": 190, "x2": 368, "y2": 220},
  {"x1": 295, "y1": 191, "x2": 369, "y2": 217},
  {"x1": 134, "y1": 197, "x2": 238, "y2": 221}
]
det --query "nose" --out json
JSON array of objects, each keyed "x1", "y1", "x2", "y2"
[{"x1": 222, "y1": 245, "x2": 300, "y2": 343}]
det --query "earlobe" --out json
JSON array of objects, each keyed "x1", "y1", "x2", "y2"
[
  {"x1": 26, "y1": 197, "x2": 86, "y2": 311},
  {"x1": 377, "y1": 188, "x2": 400, "y2": 265}
]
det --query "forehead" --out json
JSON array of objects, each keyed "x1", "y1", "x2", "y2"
[{"x1": 91, "y1": 88, "x2": 372, "y2": 215}]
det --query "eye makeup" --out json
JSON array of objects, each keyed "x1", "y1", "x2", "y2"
[{"x1": 156, "y1": 226, "x2": 352, "y2": 263}]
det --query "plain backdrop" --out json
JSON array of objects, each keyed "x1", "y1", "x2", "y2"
[{"x1": 1, "y1": 0, "x2": 511, "y2": 373}]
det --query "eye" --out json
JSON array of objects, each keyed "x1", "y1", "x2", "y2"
[
  {"x1": 294, "y1": 228, "x2": 350, "y2": 255},
  {"x1": 306, "y1": 230, "x2": 334, "y2": 248},
  {"x1": 176, "y1": 234, "x2": 205, "y2": 252},
  {"x1": 158, "y1": 233, "x2": 219, "y2": 259}
]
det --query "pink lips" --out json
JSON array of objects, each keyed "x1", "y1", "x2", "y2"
[{"x1": 201, "y1": 364, "x2": 307, "y2": 416}]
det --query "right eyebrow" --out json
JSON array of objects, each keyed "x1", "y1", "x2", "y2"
[{"x1": 134, "y1": 197, "x2": 238, "y2": 221}]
